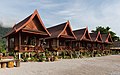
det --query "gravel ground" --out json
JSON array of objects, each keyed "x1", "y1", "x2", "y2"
[{"x1": 0, "y1": 55, "x2": 120, "y2": 75}]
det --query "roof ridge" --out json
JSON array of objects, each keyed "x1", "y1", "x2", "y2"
[
  {"x1": 47, "y1": 22, "x2": 67, "y2": 29},
  {"x1": 73, "y1": 27, "x2": 86, "y2": 32}
]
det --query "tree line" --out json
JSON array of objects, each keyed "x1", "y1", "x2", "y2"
[{"x1": 92, "y1": 26, "x2": 120, "y2": 41}]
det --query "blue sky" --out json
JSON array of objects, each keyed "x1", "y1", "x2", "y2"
[{"x1": 0, "y1": 0, "x2": 120, "y2": 36}]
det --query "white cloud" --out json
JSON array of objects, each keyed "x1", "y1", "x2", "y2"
[
  {"x1": 0, "y1": 0, "x2": 120, "y2": 36},
  {"x1": 47, "y1": 0, "x2": 120, "y2": 36}
]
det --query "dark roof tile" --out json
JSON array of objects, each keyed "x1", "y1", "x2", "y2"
[
  {"x1": 47, "y1": 22, "x2": 67, "y2": 38},
  {"x1": 73, "y1": 28, "x2": 86, "y2": 40}
]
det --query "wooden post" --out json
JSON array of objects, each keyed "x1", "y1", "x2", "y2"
[
  {"x1": 18, "y1": 53, "x2": 21, "y2": 59},
  {"x1": 19, "y1": 32, "x2": 21, "y2": 51},
  {"x1": 0, "y1": 63, "x2": 1, "y2": 68},
  {"x1": 70, "y1": 40, "x2": 72, "y2": 48},
  {"x1": 56, "y1": 39, "x2": 59, "y2": 55},
  {"x1": 92, "y1": 50, "x2": 94, "y2": 57},
  {"x1": 64, "y1": 39, "x2": 65, "y2": 49},
  {"x1": 28, "y1": 52, "x2": 31, "y2": 59},
  {"x1": 78, "y1": 41, "x2": 80, "y2": 48},
  {"x1": 102, "y1": 43, "x2": 105, "y2": 50},
  {"x1": 56, "y1": 39, "x2": 59, "y2": 48},
  {"x1": 57, "y1": 51, "x2": 59, "y2": 56},
  {"x1": 6, "y1": 37, "x2": 9, "y2": 52},
  {"x1": 80, "y1": 41, "x2": 82, "y2": 47}
]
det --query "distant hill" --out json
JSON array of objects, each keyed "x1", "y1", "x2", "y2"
[
  {"x1": 0, "y1": 26, "x2": 12, "y2": 51},
  {"x1": 0, "y1": 26, "x2": 12, "y2": 38}
]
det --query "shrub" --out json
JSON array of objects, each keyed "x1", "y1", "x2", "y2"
[
  {"x1": 28, "y1": 57, "x2": 38, "y2": 62},
  {"x1": 9, "y1": 52, "x2": 14, "y2": 56},
  {"x1": 54, "y1": 56, "x2": 58, "y2": 61},
  {"x1": 38, "y1": 53, "x2": 46, "y2": 62},
  {"x1": 64, "y1": 56, "x2": 71, "y2": 59},
  {"x1": 61, "y1": 51, "x2": 66, "y2": 59},
  {"x1": 23, "y1": 57, "x2": 28, "y2": 62}
]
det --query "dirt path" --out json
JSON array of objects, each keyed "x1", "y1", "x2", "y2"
[{"x1": 0, "y1": 55, "x2": 120, "y2": 75}]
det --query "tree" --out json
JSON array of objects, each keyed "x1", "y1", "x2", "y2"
[
  {"x1": 0, "y1": 22, "x2": 12, "y2": 53},
  {"x1": 92, "y1": 26, "x2": 120, "y2": 42}
]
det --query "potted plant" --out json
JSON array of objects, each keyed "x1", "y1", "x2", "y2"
[
  {"x1": 0, "y1": 53, "x2": 2, "y2": 60},
  {"x1": 41, "y1": 55, "x2": 46, "y2": 62},
  {"x1": 39, "y1": 53, "x2": 46, "y2": 62},
  {"x1": 0, "y1": 49, "x2": 3, "y2": 60},
  {"x1": 23, "y1": 57, "x2": 28, "y2": 62},
  {"x1": 45, "y1": 51, "x2": 51, "y2": 62},
  {"x1": 54, "y1": 56, "x2": 58, "y2": 61}
]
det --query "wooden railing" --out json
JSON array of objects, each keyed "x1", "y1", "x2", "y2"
[
  {"x1": 74, "y1": 46, "x2": 89, "y2": 50},
  {"x1": 110, "y1": 47, "x2": 120, "y2": 50},
  {"x1": 104, "y1": 47, "x2": 110, "y2": 50},
  {"x1": 52, "y1": 46, "x2": 72, "y2": 51},
  {"x1": 20, "y1": 45, "x2": 44, "y2": 52},
  {"x1": 73, "y1": 46, "x2": 104, "y2": 51},
  {"x1": 47, "y1": 46, "x2": 110, "y2": 51}
]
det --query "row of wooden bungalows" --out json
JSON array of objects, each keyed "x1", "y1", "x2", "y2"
[{"x1": 4, "y1": 10, "x2": 113, "y2": 55}]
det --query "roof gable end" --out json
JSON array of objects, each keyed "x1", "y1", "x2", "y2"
[
  {"x1": 80, "y1": 27, "x2": 92, "y2": 41},
  {"x1": 95, "y1": 31, "x2": 102, "y2": 42},
  {"x1": 58, "y1": 21, "x2": 76, "y2": 39},
  {"x1": 5, "y1": 10, "x2": 51, "y2": 37},
  {"x1": 105, "y1": 33, "x2": 113, "y2": 43}
]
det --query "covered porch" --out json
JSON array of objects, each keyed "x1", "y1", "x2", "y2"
[
  {"x1": 8, "y1": 30, "x2": 49, "y2": 52},
  {"x1": 45, "y1": 36, "x2": 75, "y2": 51}
]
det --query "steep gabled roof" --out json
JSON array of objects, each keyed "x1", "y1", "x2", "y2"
[
  {"x1": 101, "y1": 33, "x2": 113, "y2": 43},
  {"x1": 5, "y1": 9, "x2": 50, "y2": 37},
  {"x1": 47, "y1": 21, "x2": 76, "y2": 39},
  {"x1": 90, "y1": 31, "x2": 102, "y2": 42},
  {"x1": 73, "y1": 27, "x2": 92, "y2": 41}
]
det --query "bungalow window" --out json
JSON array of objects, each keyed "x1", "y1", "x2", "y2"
[
  {"x1": 59, "y1": 41, "x2": 64, "y2": 46},
  {"x1": 27, "y1": 37, "x2": 36, "y2": 45},
  {"x1": 9, "y1": 38, "x2": 14, "y2": 49},
  {"x1": 45, "y1": 40, "x2": 49, "y2": 47},
  {"x1": 93, "y1": 43, "x2": 97, "y2": 47},
  {"x1": 76, "y1": 42, "x2": 79, "y2": 47},
  {"x1": 97, "y1": 44, "x2": 101, "y2": 48},
  {"x1": 72, "y1": 42, "x2": 76, "y2": 48},
  {"x1": 40, "y1": 39, "x2": 46, "y2": 45},
  {"x1": 87, "y1": 43, "x2": 91, "y2": 48},
  {"x1": 23, "y1": 36, "x2": 27, "y2": 45},
  {"x1": 81, "y1": 42, "x2": 86, "y2": 47},
  {"x1": 52, "y1": 39, "x2": 56, "y2": 45},
  {"x1": 65, "y1": 41, "x2": 70, "y2": 46}
]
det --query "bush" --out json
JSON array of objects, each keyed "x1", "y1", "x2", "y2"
[
  {"x1": 38, "y1": 53, "x2": 46, "y2": 62},
  {"x1": 23, "y1": 57, "x2": 28, "y2": 62},
  {"x1": 64, "y1": 56, "x2": 71, "y2": 59},
  {"x1": 72, "y1": 52, "x2": 77, "y2": 58},
  {"x1": 54, "y1": 56, "x2": 58, "y2": 61},
  {"x1": 61, "y1": 51, "x2": 66, "y2": 59},
  {"x1": 9, "y1": 52, "x2": 14, "y2": 56},
  {"x1": 57, "y1": 56, "x2": 62, "y2": 59},
  {"x1": 29, "y1": 57, "x2": 38, "y2": 62}
]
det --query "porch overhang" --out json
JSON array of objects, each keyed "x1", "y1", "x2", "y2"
[
  {"x1": 60, "y1": 35, "x2": 75, "y2": 40},
  {"x1": 81, "y1": 39, "x2": 92, "y2": 42},
  {"x1": 22, "y1": 29, "x2": 49, "y2": 36}
]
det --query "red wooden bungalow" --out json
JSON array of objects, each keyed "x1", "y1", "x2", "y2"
[
  {"x1": 110, "y1": 41, "x2": 120, "y2": 54},
  {"x1": 90, "y1": 31, "x2": 103, "y2": 50},
  {"x1": 5, "y1": 10, "x2": 51, "y2": 52},
  {"x1": 45, "y1": 21, "x2": 76, "y2": 51},
  {"x1": 101, "y1": 33, "x2": 113, "y2": 50},
  {"x1": 73, "y1": 27, "x2": 92, "y2": 51}
]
